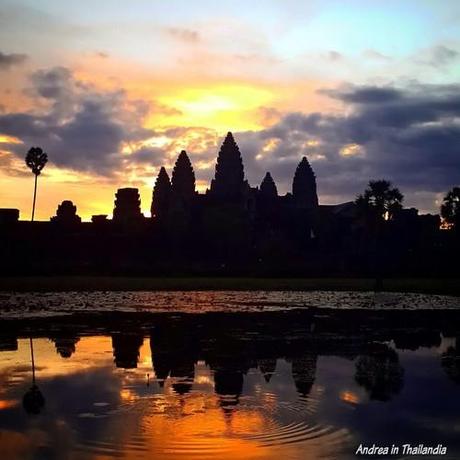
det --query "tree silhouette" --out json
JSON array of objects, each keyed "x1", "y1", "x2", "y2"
[
  {"x1": 441, "y1": 338, "x2": 460, "y2": 384},
  {"x1": 355, "y1": 344, "x2": 404, "y2": 401},
  {"x1": 356, "y1": 180, "x2": 403, "y2": 290},
  {"x1": 151, "y1": 167, "x2": 171, "y2": 220},
  {"x1": 441, "y1": 187, "x2": 460, "y2": 230},
  {"x1": 25, "y1": 147, "x2": 48, "y2": 221},
  {"x1": 356, "y1": 180, "x2": 403, "y2": 222}
]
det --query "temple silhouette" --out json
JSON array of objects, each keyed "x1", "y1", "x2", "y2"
[
  {"x1": 6, "y1": 307, "x2": 460, "y2": 409},
  {"x1": 0, "y1": 132, "x2": 455, "y2": 276}
]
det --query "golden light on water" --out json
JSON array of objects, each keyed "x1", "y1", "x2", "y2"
[
  {"x1": 340, "y1": 390, "x2": 360, "y2": 405},
  {"x1": 0, "y1": 399, "x2": 18, "y2": 410}
]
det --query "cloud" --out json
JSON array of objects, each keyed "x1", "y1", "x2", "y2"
[
  {"x1": 230, "y1": 83, "x2": 460, "y2": 211},
  {"x1": 0, "y1": 67, "x2": 158, "y2": 175},
  {"x1": 426, "y1": 45, "x2": 459, "y2": 67},
  {"x1": 165, "y1": 27, "x2": 200, "y2": 43},
  {"x1": 0, "y1": 51, "x2": 28, "y2": 70},
  {"x1": 413, "y1": 45, "x2": 460, "y2": 69},
  {"x1": 362, "y1": 49, "x2": 392, "y2": 61},
  {"x1": 323, "y1": 50, "x2": 343, "y2": 61},
  {"x1": 1, "y1": 68, "x2": 458, "y2": 213},
  {"x1": 320, "y1": 85, "x2": 403, "y2": 104}
]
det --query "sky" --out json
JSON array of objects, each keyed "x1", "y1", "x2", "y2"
[{"x1": 0, "y1": 0, "x2": 459, "y2": 220}]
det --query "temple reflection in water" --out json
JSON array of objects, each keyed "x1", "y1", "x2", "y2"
[{"x1": 0, "y1": 310, "x2": 459, "y2": 459}]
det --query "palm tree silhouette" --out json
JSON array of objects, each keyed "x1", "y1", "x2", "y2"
[
  {"x1": 23, "y1": 338, "x2": 45, "y2": 414},
  {"x1": 356, "y1": 180, "x2": 403, "y2": 223},
  {"x1": 356, "y1": 180, "x2": 403, "y2": 291},
  {"x1": 441, "y1": 187, "x2": 460, "y2": 232},
  {"x1": 25, "y1": 147, "x2": 48, "y2": 221}
]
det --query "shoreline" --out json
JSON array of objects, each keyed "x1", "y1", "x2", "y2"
[{"x1": 0, "y1": 276, "x2": 459, "y2": 296}]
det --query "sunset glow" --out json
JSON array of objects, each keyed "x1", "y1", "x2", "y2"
[{"x1": 1, "y1": 0, "x2": 459, "y2": 219}]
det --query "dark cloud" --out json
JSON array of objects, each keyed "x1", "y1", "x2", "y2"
[
  {"x1": 0, "y1": 66, "x2": 156, "y2": 175},
  {"x1": 0, "y1": 51, "x2": 28, "y2": 69},
  {"x1": 232, "y1": 83, "x2": 460, "y2": 211},
  {"x1": 320, "y1": 85, "x2": 403, "y2": 104},
  {"x1": 128, "y1": 146, "x2": 166, "y2": 166}
]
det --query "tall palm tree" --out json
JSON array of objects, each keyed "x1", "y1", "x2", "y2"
[
  {"x1": 23, "y1": 337, "x2": 45, "y2": 414},
  {"x1": 25, "y1": 147, "x2": 48, "y2": 221}
]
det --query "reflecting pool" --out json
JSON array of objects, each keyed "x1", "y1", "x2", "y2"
[{"x1": 0, "y1": 309, "x2": 459, "y2": 459}]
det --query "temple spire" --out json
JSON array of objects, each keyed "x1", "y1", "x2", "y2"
[
  {"x1": 151, "y1": 167, "x2": 171, "y2": 220},
  {"x1": 171, "y1": 150, "x2": 195, "y2": 202},
  {"x1": 260, "y1": 172, "x2": 278, "y2": 198},
  {"x1": 292, "y1": 157, "x2": 318, "y2": 208},
  {"x1": 210, "y1": 132, "x2": 246, "y2": 200}
]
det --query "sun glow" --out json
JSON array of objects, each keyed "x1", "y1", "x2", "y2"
[
  {"x1": 156, "y1": 84, "x2": 273, "y2": 132},
  {"x1": 340, "y1": 143, "x2": 364, "y2": 157},
  {"x1": 0, "y1": 135, "x2": 23, "y2": 144}
]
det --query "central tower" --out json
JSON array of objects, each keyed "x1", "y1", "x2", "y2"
[{"x1": 209, "y1": 132, "x2": 248, "y2": 201}]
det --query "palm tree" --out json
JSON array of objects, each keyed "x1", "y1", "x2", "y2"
[
  {"x1": 23, "y1": 337, "x2": 45, "y2": 414},
  {"x1": 25, "y1": 147, "x2": 48, "y2": 221},
  {"x1": 441, "y1": 187, "x2": 460, "y2": 231},
  {"x1": 356, "y1": 179, "x2": 403, "y2": 223},
  {"x1": 356, "y1": 180, "x2": 403, "y2": 291}
]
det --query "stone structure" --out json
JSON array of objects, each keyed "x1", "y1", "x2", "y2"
[
  {"x1": 151, "y1": 167, "x2": 171, "y2": 220},
  {"x1": 113, "y1": 188, "x2": 143, "y2": 223},
  {"x1": 209, "y1": 132, "x2": 249, "y2": 202},
  {"x1": 0, "y1": 209, "x2": 19, "y2": 225},
  {"x1": 171, "y1": 150, "x2": 195, "y2": 204},
  {"x1": 260, "y1": 172, "x2": 278, "y2": 199},
  {"x1": 292, "y1": 156, "x2": 318, "y2": 208},
  {"x1": 51, "y1": 200, "x2": 81, "y2": 224}
]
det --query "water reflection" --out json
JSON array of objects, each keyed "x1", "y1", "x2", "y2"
[
  {"x1": 442, "y1": 337, "x2": 460, "y2": 385},
  {"x1": 22, "y1": 338, "x2": 46, "y2": 415},
  {"x1": 354, "y1": 343, "x2": 404, "y2": 402},
  {"x1": 0, "y1": 310, "x2": 460, "y2": 459}
]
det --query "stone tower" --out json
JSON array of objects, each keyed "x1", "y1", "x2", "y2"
[
  {"x1": 151, "y1": 167, "x2": 171, "y2": 220},
  {"x1": 113, "y1": 188, "x2": 143, "y2": 223},
  {"x1": 259, "y1": 172, "x2": 278, "y2": 199},
  {"x1": 292, "y1": 157, "x2": 318, "y2": 208},
  {"x1": 51, "y1": 200, "x2": 81, "y2": 224},
  {"x1": 171, "y1": 150, "x2": 195, "y2": 203},
  {"x1": 210, "y1": 132, "x2": 248, "y2": 201}
]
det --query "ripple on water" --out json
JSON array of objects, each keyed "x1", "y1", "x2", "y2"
[{"x1": 73, "y1": 384, "x2": 350, "y2": 459}]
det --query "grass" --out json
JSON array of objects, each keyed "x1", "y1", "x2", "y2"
[{"x1": 0, "y1": 276, "x2": 459, "y2": 295}]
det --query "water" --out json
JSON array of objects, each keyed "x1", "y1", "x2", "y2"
[
  {"x1": 0, "y1": 300, "x2": 459, "y2": 459},
  {"x1": 1, "y1": 290, "x2": 459, "y2": 319}
]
